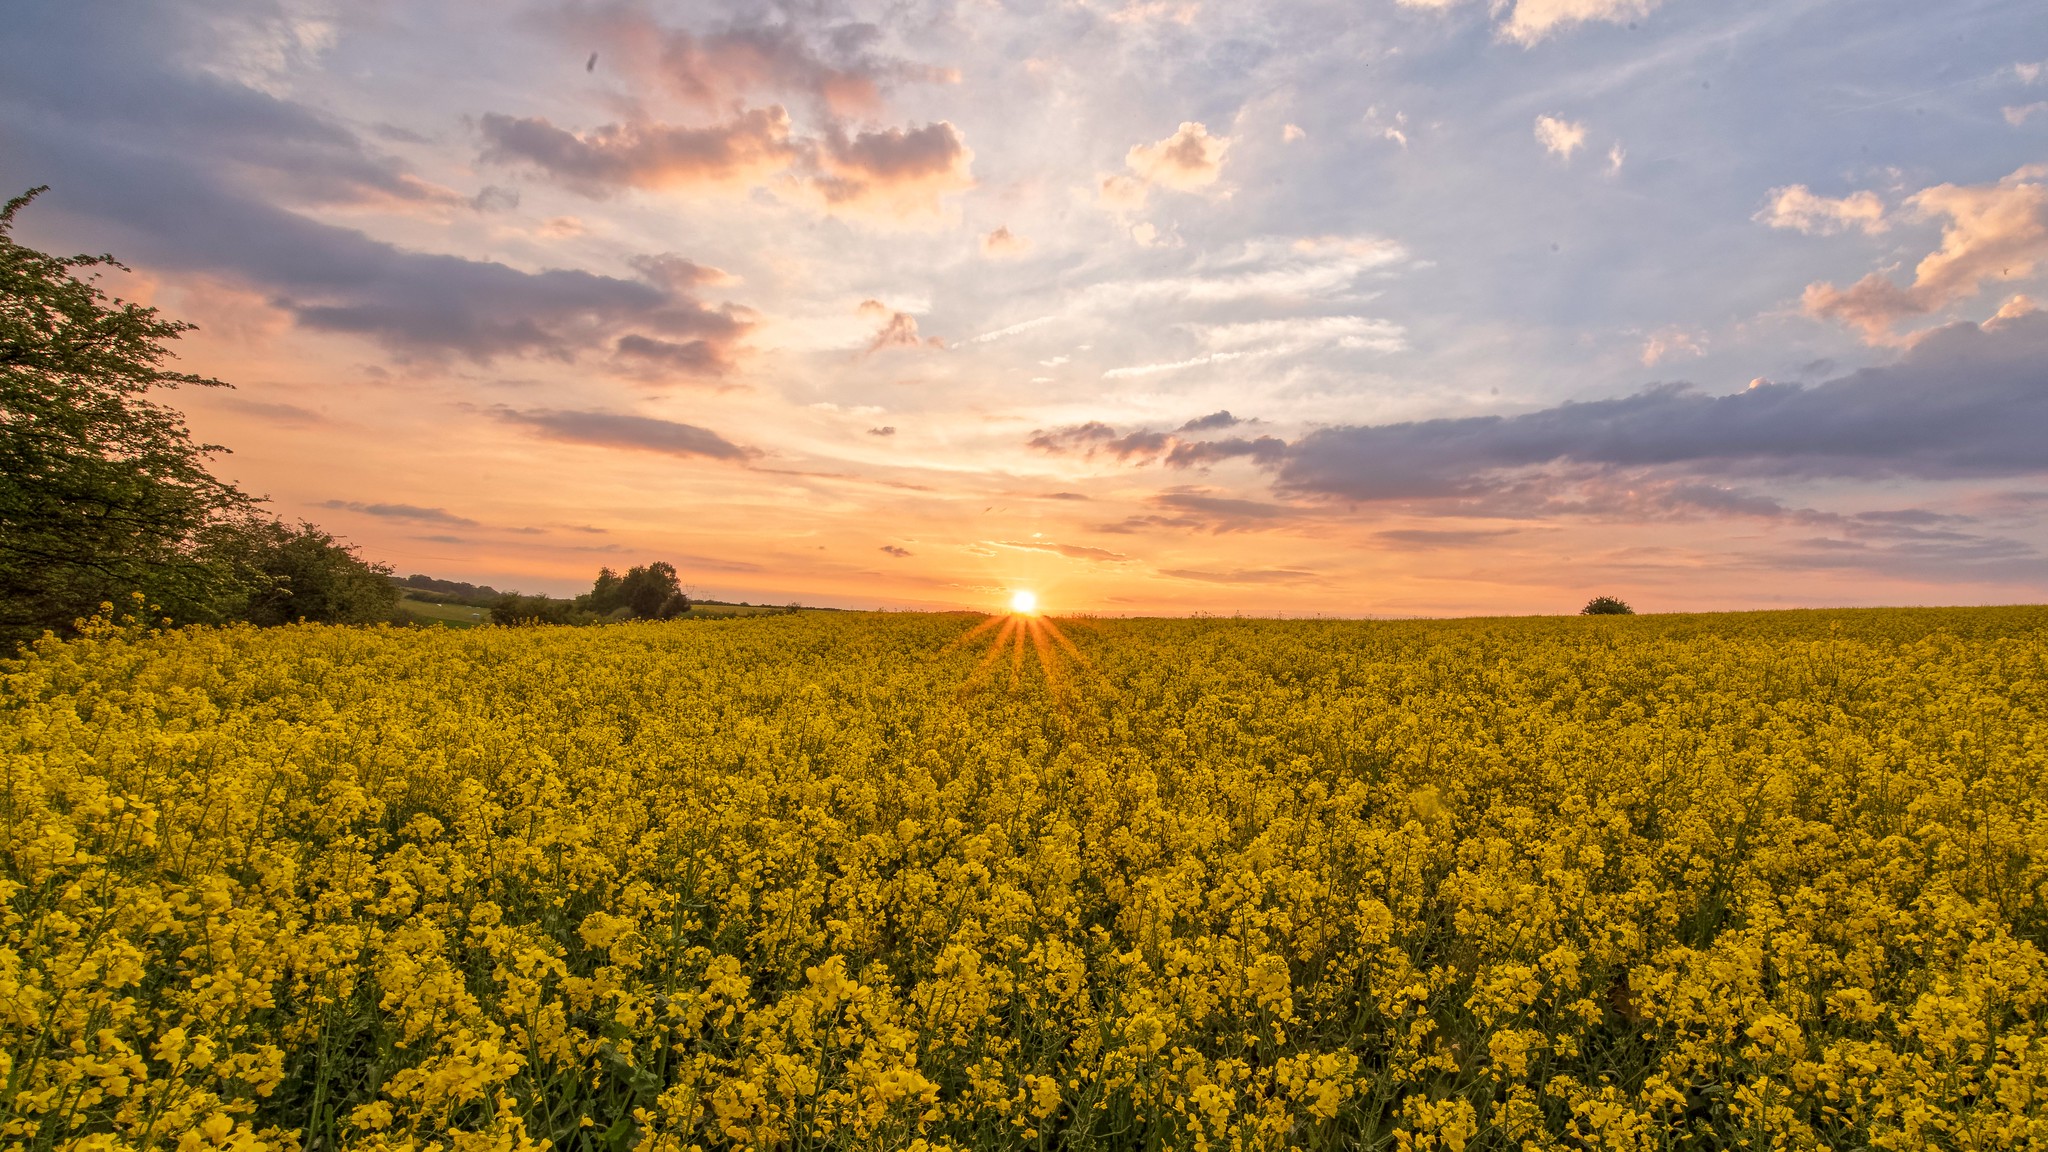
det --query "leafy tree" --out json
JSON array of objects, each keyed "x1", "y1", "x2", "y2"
[
  {"x1": 1581, "y1": 595, "x2": 1635, "y2": 616},
  {"x1": 0, "y1": 186, "x2": 248, "y2": 641},
  {"x1": 195, "y1": 517, "x2": 401, "y2": 626},
  {"x1": 584, "y1": 566, "x2": 627, "y2": 615},
  {"x1": 575, "y1": 561, "x2": 689, "y2": 620},
  {"x1": 619, "y1": 560, "x2": 686, "y2": 619}
]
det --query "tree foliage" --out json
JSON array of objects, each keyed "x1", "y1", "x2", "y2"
[
  {"x1": 1581, "y1": 595, "x2": 1636, "y2": 615},
  {"x1": 0, "y1": 187, "x2": 397, "y2": 643},
  {"x1": 0, "y1": 187, "x2": 247, "y2": 638},
  {"x1": 195, "y1": 517, "x2": 400, "y2": 626}
]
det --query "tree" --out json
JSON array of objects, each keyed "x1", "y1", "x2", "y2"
[
  {"x1": 0, "y1": 186, "x2": 247, "y2": 641},
  {"x1": 575, "y1": 561, "x2": 689, "y2": 620},
  {"x1": 1581, "y1": 596, "x2": 1635, "y2": 616},
  {"x1": 618, "y1": 560, "x2": 685, "y2": 619},
  {"x1": 195, "y1": 517, "x2": 401, "y2": 626}
]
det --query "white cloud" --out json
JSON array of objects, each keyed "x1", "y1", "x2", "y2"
[
  {"x1": 2005, "y1": 102, "x2": 2048, "y2": 127},
  {"x1": 1757, "y1": 185, "x2": 1888, "y2": 235},
  {"x1": 968, "y1": 314, "x2": 1059, "y2": 343},
  {"x1": 1125, "y1": 121, "x2": 1233, "y2": 192},
  {"x1": 1402, "y1": 0, "x2": 1662, "y2": 44},
  {"x1": 1102, "y1": 352, "x2": 1247, "y2": 379},
  {"x1": 1502, "y1": 0, "x2": 1660, "y2": 45},
  {"x1": 1606, "y1": 142, "x2": 1626, "y2": 174},
  {"x1": 1534, "y1": 115, "x2": 1587, "y2": 160},
  {"x1": 1282, "y1": 123, "x2": 1306, "y2": 142},
  {"x1": 1192, "y1": 315, "x2": 1407, "y2": 354},
  {"x1": 2015, "y1": 61, "x2": 2047, "y2": 85}
]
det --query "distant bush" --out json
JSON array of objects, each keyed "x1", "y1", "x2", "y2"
[{"x1": 1581, "y1": 595, "x2": 1635, "y2": 615}]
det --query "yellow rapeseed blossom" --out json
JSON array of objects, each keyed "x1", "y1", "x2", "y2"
[{"x1": 3, "y1": 604, "x2": 2046, "y2": 1149}]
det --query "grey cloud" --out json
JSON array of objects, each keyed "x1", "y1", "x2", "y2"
[
  {"x1": 616, "y1": 333, "x2": 741, "y2": 376},
  {"x1": 1029, "y1": 421, "x2": 1286, "y2": 468},
  {"x1": 880, "y1": 544, "x2": 912, "y2": 557},
  {"x1": 476, "y1": 108, "x2": 795, "y2": 197},
  {"x1": 1178, "y1": 410, "x2": 1242, "y2": 432},
  {"x1": 1101, "y1": 490, "x2": 1307, "y2": 534},
  {"x1": 320, "y1": 501, "x2": 479, "y2": 527},
  {"x1": 1164, "y1": 435, "x2": 1287, "y2": 469},
  {"x1": 495, "y1": 408, "x2": 756, "y2": 460},
  {"x1": 0, "y1": 5, "x2": 746, "y2": 363},
  {"x1": 1281, "y1": 315, "x2": 2048, "y2": 501},
  {"x1": 570, "y1": 9, "x2": 954, "y2": 118}
]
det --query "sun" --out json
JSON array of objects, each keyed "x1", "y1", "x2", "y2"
[{"x1": 1009, "y1": 589, "x2": 1038, "y2": 615}]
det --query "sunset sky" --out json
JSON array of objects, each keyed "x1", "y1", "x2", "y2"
[{"x1": 6, "y1": 0, "x2": 2046, "y2": 614}]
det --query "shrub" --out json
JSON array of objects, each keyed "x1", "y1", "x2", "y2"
[{"x1": 1581, "y1": 595, "x2": 1635, "y2": 615}]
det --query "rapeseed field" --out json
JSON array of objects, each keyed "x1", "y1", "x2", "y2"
[{"x1": 4, "y1": 604, "x2": 2046, "y2": 1151}]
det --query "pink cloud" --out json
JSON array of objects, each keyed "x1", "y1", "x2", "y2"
[{"x1": 1803, "y1": 164, "x2": 2048, "y2": 342}]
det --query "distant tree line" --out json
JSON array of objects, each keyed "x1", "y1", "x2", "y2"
[
  {"x1": 0, "y1": 187, "x2": 399, "y2": 648},
  {"x1": 488, "y1": 561, "x2": 690, "y2": 625}
]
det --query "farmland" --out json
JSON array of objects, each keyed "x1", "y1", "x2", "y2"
[{"x1": 3, "y1": 606, "x2": 2045, "y2": 1150}]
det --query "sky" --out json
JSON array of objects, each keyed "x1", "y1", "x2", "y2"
[{"x1": 5, "y1": 0, "x2": 2047, "y2": 615}]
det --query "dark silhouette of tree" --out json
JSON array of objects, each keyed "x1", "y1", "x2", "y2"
[{"x1": 1581, "y1": 596, "x2": 1635, "y2": 615}]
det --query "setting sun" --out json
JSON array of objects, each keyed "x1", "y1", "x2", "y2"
[{"x1": 1009, "y1": 590, "x2": 1038, "y2": 614}]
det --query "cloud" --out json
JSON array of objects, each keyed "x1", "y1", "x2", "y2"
[
  {"x1": 1102, "y1": 352, "x2": 1246, "y2": 379},
  {"x1": 811, "y1": 121, "x2": 975, "y2": 218},
  {"x1": 1641, "y1": 327, "x2": 1705, "y2": 366},
  {"x1": 968, "y1": 314, "x2": 1059, "y2": 343},
  {"x1": 861, "y1": 302, "x2": 943, "y2": 352},
  {"x1": 1374, "y1": 528, "x2": 1521, "y2": 548},
  {"x1": 0, "y1": 10, "x2": 750, "y2": 365},
  {"x1": 495, "y1": 408, "x2": 756, "y2": 460},
  {"x1": 880, "y1": 544, "x2": 912, "y2": 557},
  {"x1": 1159, "y1": 567, "x2": 1320, "y2": 584},
  {"x1": 1163, "y1": 436, "x2": 1289, "y2": 468},
  {"x1": 1191, "y1": 315, "x2": 1406, "y2": 354},
  {"x1": 1125, "y1": 122, "x2": 1232, "y2": 192},
  {"x1": 1096, "y1": 121, "x2": 1233, "y2": 212},
  {"x1": 1029, "y1": 420, "x2": 1289, "y2": 470},
  {"x1": 477, "y1": 108, "x2": 797, "y2": 197},
  {"x1": 1279, "y1": 311, "x2": 2048, "y2": 502},
  {"x1": 615, "y1": 332, "x2": 744, "y2": 376},
  {"x1": 2006, "y1": 102, "x2": 2048, "y2": 126},
  {"x1": 994, "y1": 539, "x2": 1133, "y2": 562},
  {"x1": 1502, "y1": 0, "x2": 1661, "y2": 44},
  {"x1": 1606, "y1": 143, "x2": 1625, "y2": 174},
  {"x1": 1534, "y1": 115, "x2": 1586, "y2": 160},
  {"x1": 478, "y1": 93, "x2": 971, "y2": 221},
  {"x1": 1802, "y1": 163, "x2": 2048, "y2": 341},
  {"x1": 572, "y1": 8, "x2": 956, "y2": 120},
  {"x1": 1283, "y1": 123, "x2": 1306, "y2": 143},
  {"x1": 981, "y1": 225, "x2": 1031, "y2": 257},
  {"x1": 1177, "y1": 410, "x2": 1242, "y2": 432},
  {"x1": 1097, "y1": 173, "x2": 1151, "y2": 212},
  {"x1": 867, "y1": 425, "x2": 897, "y2": 436},
  {"x1": 1757, "y1": 185, "x2": 1888, "y2": 235},
  {"x1": 319, "y1": 501, "x2": 479, "y2": 526}
]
